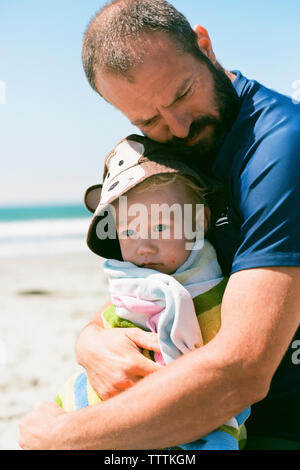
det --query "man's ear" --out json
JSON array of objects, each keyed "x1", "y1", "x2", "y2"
[{"x1": 193, "y1": 24, "x2": 217, "y2": 64}]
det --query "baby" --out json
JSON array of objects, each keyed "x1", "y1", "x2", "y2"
[{"x1": 56, "y1": 134, "x2": 250, "y2": 450}]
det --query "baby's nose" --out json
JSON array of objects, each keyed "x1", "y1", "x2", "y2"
[{"x1": 137, "y1": 239, "x2": 157, "y2": 255}]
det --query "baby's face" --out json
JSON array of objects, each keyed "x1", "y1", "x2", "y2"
[{"x1": 114, "y1": 180, "x2": 206, "y2": 274}]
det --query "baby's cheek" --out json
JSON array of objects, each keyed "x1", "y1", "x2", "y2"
[
  {"x1": 118, "y1": 238, "x2": 133, "y2": 261},
  {"x1": 164, "y1": 241, "x2": 190, "y2": 272}
]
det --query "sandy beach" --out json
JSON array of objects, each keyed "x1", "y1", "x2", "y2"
[{"x1": 0, "y1": 251, "x2": 110, "y2": 450}]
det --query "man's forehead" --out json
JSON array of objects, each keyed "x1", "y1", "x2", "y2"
[
  {"x1": 95, "y1": 68, "x2": 155, "y2": 117},
  {"x1": 94, "y1": 32, "x2": 196, "y2": 117},
  {"x1": 96, "y1": 67, "x2": 194, "y2": 128}
]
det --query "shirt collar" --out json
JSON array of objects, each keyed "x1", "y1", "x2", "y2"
[{"x1": 231, "y1": 70, "x2": 249, "y2": 99}]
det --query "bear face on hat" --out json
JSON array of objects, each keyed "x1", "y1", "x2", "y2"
[{"x1": 100, "y1": 139, "x2": 146, "y2": 207}]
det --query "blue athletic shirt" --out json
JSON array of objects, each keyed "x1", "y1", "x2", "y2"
[{"x1": 210, "y1": 71, "x2": 300, "y2": 442}]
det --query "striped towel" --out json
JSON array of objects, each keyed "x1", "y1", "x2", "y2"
[{"x1": 55, "y1": 240, "x2": 250, "y2": 450}]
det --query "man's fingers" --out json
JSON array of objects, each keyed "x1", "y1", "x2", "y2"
[
  {"x1": 126, "y1": 328, "x2": 161, "y2": 352},
  {"x1": 99, "y1": 387, "x2": 122, "y2": 400},
  {"x1": 133, "y1": 354, "x2": 163, "y2": 377},
  {"x1": 90, "y1": 374, "x2": 140, "y2": 400},
  {"x1": 113, "y1": 376, "x2": 139, "y2": 390}
]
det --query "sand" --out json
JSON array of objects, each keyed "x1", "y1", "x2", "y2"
[{"x1": 0, "y1": 251, "x2": 110, "y2": 450}]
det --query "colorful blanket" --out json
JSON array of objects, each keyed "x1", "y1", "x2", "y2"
[{"x1": 55, "y1": 240, "x2": 250, "y2": 450}]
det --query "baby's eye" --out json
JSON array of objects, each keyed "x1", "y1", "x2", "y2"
[
  {"x1": 153, "y1": 224, "x2": 168, "y2": 232},
  {"x1": 122, "y1": 229, "x2": 136, "y2": 237}
]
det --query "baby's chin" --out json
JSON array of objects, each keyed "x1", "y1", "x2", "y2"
[
  {"x1": 126, "y1": 261, "x2": 178, "y2": 275},
  {"x1": 155, "y1": 264, "x2": 178, "y2": 275},
  {"x1": 143, "y1": 263, "x2": 180, "y2": 275}
]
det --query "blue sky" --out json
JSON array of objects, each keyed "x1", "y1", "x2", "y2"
[{"x1": 1, "y1": 0, "x2": 300, "y2": 205}]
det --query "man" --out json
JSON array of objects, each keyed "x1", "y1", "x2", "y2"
[{"x1": 19, "y1": 0, "x2": 300, "y2": 450}]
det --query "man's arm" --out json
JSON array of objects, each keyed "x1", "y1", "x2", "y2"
[{"x1": 19, "y1": 266, "x2": 300, "y2": 449}]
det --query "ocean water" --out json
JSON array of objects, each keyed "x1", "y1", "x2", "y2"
[{"x1": 0, "y1": 204, "x2": 92, "y2": 257}]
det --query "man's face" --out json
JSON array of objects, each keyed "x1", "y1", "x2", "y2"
[{"x1": 95, "y1": 32, "x2": 239, "y2": 167}]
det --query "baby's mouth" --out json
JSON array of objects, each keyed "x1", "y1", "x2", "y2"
[{"x1": 140, "y1": 262, "x2": 161, "y2": 269}]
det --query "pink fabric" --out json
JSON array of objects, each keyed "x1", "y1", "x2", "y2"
[
  {"x1": 154, "y1": 351, "x2": 165, "y2": 365},
  {"x1": 112, "y1": 295, "x2": 163, "y2": 315},
  {"x1": 112, "y1": 294, "x2": 166, "y2": 365}
]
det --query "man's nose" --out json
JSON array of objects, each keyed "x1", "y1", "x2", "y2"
[{"x1": 159, "y1": 106, "x2": 192, "y2": 139}]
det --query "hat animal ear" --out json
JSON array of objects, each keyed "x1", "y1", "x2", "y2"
[{"x1": 84, "y1": 184, "x2": 102, "y2": 213}]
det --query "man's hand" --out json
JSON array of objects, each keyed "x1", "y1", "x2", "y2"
[
  {"x1": 76, "y1": 323, "x2": 162, "y2": 400},
  {"x1": 19, "y1": 402, "x2": 66, "y2": 450}
]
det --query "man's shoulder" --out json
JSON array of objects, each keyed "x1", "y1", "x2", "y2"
[
  {"x1": 211, "y1": 74, "x2": 300, "y2": 276},
  {"x1": 234, "y1": 71, "x2": 299, "y2": 114},
  {"x1": 214, "y1": 73, "x2": 300, "y2": 183},
  {"x1": 233, "y1": 72, "x2": 300, "y2": 137},
  {"x1": 252, "y1": 83, "x2": 300, "y2": 137}
]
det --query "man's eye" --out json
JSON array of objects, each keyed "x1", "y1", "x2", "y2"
[
  {"x1": 177, "y1": 87, "x2": 191, "y2": 102},
  {"x1": 153, "y1": 224, "x2": 168, "y2": 232},
  {"x1": 143, "y1": 119, "x2": 156, "y2": 128}
]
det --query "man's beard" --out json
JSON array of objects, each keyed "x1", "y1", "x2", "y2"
[{"x1": 169, "y1": 61, "x2": 240, "y2": 174}]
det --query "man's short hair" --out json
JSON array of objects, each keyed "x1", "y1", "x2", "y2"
[{"x1": 82, "y1": 0, "x2": 206, "y2": 92}]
